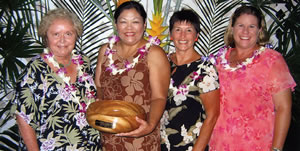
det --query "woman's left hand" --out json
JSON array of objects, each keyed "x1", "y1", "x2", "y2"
[{"x1": 116, "y1": 116, "x2": 154, "y2": 137}]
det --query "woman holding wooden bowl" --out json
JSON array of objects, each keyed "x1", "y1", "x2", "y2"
[{"x1": 93, "y1": 1, "x2": 170, "y2": 151}]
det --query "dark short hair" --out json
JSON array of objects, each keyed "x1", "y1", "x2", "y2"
[
  {"x1": 224, "y1": 5, "x2": 269, "y2": 47},
  {"x1": 169, "y1": 9, "x2": 200, "y2": 33},
  {"x1": 114, "y1": 1, "x2": 147, "y2": 24}
]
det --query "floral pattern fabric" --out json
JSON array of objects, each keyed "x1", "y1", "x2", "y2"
[
  {"x1": 13, "y1": 53, "x2": 101, "y2": 151},
  {"x1": 98, "y1": 43, "x2": 161, "y2": 151},
  {"x1": 209, "y1": 48, "x2": 296, "y2": 151},
  {"x1": 160, "y1": 57, "x2": 219, "y2": 151}
]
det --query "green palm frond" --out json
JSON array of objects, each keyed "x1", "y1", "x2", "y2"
[
  {"x1": 274, "y1": 1, "x2": 300, "y2": 56},
  {"x1": 162, "y1": 0, "x2": 172, "y2": 26},
  {"x1": 0, "y1": 19, "x2": 43, "y2": 89},
  {"x1": 0, "y1": 125, "x2": 19, "y2": 151},
  {"x1": 0, "y1": 0, "x2": 47, "y2": 91},
  {"x1": 51, "y1": 0, "x2": 114, "y2": 68},
  {"x1": 0, "y1": 1, "x2": 49, "y2": 150},
  {"x1": 191, "y1": 0, "x2": 241, "y2": 56}
]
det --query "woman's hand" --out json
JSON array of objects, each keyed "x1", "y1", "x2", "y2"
[
  {"x1": 116, "y1": 116, "x2": 154, "y2": 137},
  {"x1": 271, "y1": 88, "x2": 292, "y2": 150}
]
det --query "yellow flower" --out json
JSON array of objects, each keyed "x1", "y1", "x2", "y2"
[
  {"x1": 117, "y1": 0, "x2": 130, "y2": 7},
  {"x1": 146, "y1": 12, "x2": 168, "y2": 47}
]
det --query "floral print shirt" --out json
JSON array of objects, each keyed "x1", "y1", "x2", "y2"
[
  {"x1": 160, "y1": 57, "x2": 219, "y2": 151},
  {"x1": 13, "y1": 53, "x2": 101, "y2": 151},
  {"x1": 98, "y1": 41, "x2": 161, "y2": 151},
  {"x1": 209, "y1": 48, "x2": 296, "y2": 151}
]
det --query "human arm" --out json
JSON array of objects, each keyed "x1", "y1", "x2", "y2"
[
  {"x1": 94, "y1": 44, "x2": 108, "y2": 99},
  {"x1": 117, "y1": 45, "x2": 170, "y2": 137},
  {"x1": 16, "y1": 115, "x2": 39, "y2": 151},
  {"x1": 271, "y1": 88, "x2": 292, "y2": 151},
  {"x1": 193, "y1": 89, "x2": 220, "y2": 151},
  {"x1": 267, "y1": 51, "x2": 295, "y2": 150},
  {"x1": 13, "y1": 59, "x2": 40, "y2": 150}
]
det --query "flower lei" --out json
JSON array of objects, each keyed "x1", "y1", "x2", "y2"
[
  {"x1": 43, "y1": 48, "x2": 95, "y2": 113},
  {"x1": 217, "y1": 46, "x2": 266, "y2": 71},
  {"x1": 105, "y1": 35, "x2": 161, "y2": 75},
  {"x1": 169, "y1": 58, "x2": 218, "y2": 106}
]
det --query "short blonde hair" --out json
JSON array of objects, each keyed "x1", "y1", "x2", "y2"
[
  {"x1": 38, "y1": 8, "x2": 83, "y2": 46},
  {"x1": 224, "y1": 6, "x2": 269, "y2": 47}
]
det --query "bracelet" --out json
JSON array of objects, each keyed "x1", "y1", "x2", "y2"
[{"x1": 272, "y1": 147, "x2": 282, "y2": 151}]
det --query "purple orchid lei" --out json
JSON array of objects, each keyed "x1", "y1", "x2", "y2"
[
  {"x1": 105, "y1": 35, "x2": 160, "y2": 75},
  {"x1": 43, "y1": 48, "x2": 96, "y2": 113},
  {"x1": 216, "y1": 46, "x2": 266, "y2": 71}
]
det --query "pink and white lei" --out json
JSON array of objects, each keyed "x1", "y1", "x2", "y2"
[
  {"x1": 217, "y1": 46, "x2": 266, "y2": 71},
  {"x1": 43, "y1": 48, "x2": 95, "y2": 113},
  {"x1": 105, "y1": 35, "x2": 160, "y2": 75}
]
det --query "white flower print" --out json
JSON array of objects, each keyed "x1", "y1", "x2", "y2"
[
  {"x1": 173, "y1": 91, "x2": 187, "y2": 106},
  {"x1": 41, "y1": 138, "x2": 56, "y2": 151},
  {"x1": 205, "y1": 65, "x2": 218, "y2": 78},
  {"x1": 79, "y1": 73, "x2": 95, "y2": 86},
  {"x1": 161, "y1": 130, "x2": 171, "y2": 151},
  {"x1": 41, "y1": 123, "x2": 47, "y2": 134},
  {"x1": 181, "y1": 125, "x2": 193, "y2": 144},
  {"x1": 59, "y1": 86, "x2": 71, "y2": 101},
  {"x1": 21, "y1": 74, "x2": 29, "y2": 87},
  {"x1": 192, "y1": 122, "x2": 203, "y2": 136},
  {"x1": 42, "y1": 78, "x2": 48, "y2": 96},
  {"x1": 74, "y1": 112, "x2": 88, "y2": 130},
  {"x1": 172, "y1": 84, "x2": 189, "y2": 106},
  {"x1": 18, "y1": 111, "x2": 31, "y2": 124},
  {"x1": 160, "y1": 111, "x2": 170, "y2": 128},
  {"x1": 197, "y1": 75, "x2": 217, "y2": 93},
  {"x1": 187, "y1": 146, "x2": 193, "y2": 151}
]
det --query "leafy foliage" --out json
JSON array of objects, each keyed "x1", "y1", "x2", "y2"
[
  {"x1": 0, "y1": 125, "x2": 19, "y2": 150},
  {"x1": 190, "y1": 0, "x2": 242, "y2": 56},
  {"x1": 0, "y1": 0, "x2": 49, "y2": 150},
  {"x1": 51, "y1": 0, "x2": 115, "y2": 68},
  {"x1": 0, "y1": 0, "x2": 299, "y2": 150}
]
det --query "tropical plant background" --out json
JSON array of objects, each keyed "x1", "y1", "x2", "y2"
[{"x1": 0, "y1": 0, "x2": 299, "y2": 150}]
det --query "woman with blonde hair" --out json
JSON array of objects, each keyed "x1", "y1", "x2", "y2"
[
  {"x1": 13, "y1": 8, "x2": 101, "y2": 150},
  {"x1": 209, "y1": 5, "x2": 296, "y2": 151}
]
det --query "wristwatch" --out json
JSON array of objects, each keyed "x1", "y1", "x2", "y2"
[{"x1": 272, "y1": 147, "x2": 282, "y2": 151}]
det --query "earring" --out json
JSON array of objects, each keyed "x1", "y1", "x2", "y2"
[
  {"x1": 170, "y1": 37, "x2": 173, "y2": 41},
  {"x1": 195, "y1": 37, "x2": 198, "y2": 42}
]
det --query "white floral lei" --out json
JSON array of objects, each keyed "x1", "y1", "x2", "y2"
[
  {"x1": 43, "y1": 48, "x2": 95, "y2": 113},
  {"x1": 105, "y1": 35, "x2": 160, "y2": 75},
  {"x1": 169, "y1": 59, "x2": 218, "y2": 106},
  {"x1": 217, "y1": 46, "x2": 266, "y2": 71}
]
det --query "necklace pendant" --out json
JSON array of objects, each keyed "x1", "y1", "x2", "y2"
[{"x1": 59, "y1": 63, "x2": 64, "y2": 68}]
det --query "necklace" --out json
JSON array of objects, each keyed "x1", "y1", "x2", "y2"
[
  {"x1": 53, "y1": 54, "x2": 73, "y2": 68},
  {"x1": 105, "y1": 35, "x2": 160, "y2": 75},
  {"x1": 217, "y1": 46, "x2": 266, "y2": 71},
  {"x1": 169, "y1": 59, "x2": 219, "y2": 106},
  {"x1": 43, "y1": 48, "x2": 95, "y2": 113}
]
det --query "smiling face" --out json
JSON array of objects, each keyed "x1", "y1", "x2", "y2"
[
  {"x1": 116, "y1": 8, "x2": 146, "y2": 45},
  {"x1": 171, "y1": 21, "x2": 198, "y2": 52},
  {"x1": 232, "y1": 14, "x2": 261, "y2": 50},
  {"x1": 47, "y1": 18, "x2": 77, "y2": 57}
]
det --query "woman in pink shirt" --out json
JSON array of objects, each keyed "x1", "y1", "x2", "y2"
[{"x1": 209, "y1": 5, "x2": 296, "y2": 151}]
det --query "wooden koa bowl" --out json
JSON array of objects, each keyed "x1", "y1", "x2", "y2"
[{"x1": 86, "y1": 100, "x2": 146, "y2": 133}]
